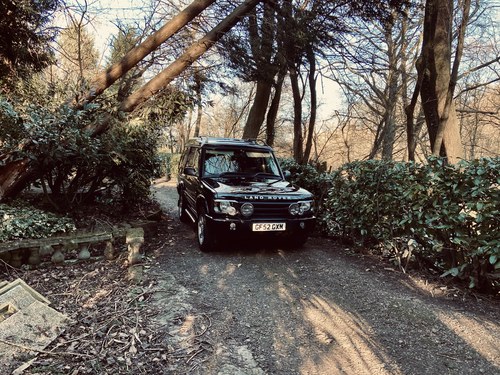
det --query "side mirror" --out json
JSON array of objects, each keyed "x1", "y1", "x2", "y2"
[
  {"x1": 283, "y1": 170, "x2": 291, "y2": 179},
  {"x1": 183, "y1": 167, "x2": 197, "y2": 176}
]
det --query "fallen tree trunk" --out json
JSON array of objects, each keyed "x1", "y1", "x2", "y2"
[
  {"x1": 0, "y1": 0, "x2": 262, "y2": 201},
  {"x1": 77, "y1": 0, "x2": 216, "y2": 107},
  {"x1": 120, "y1": 0, "x2": 262, "y2": 112}
]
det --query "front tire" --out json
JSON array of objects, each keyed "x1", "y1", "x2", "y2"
[{"x1": 197, "y1": 206, "x2": 216, "y2": 252}]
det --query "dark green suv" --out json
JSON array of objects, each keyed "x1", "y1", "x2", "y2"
[{"x1": 177, "y1": 137, "x2": 315, "y2": 251}]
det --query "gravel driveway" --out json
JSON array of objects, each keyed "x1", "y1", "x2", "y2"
[{"x1": 149, "y1": 179, "x2": 500, "y2": 375}]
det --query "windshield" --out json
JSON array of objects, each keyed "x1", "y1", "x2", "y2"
[{"x1": 202, "y1": 149, "x2": 281, "y2": 178}]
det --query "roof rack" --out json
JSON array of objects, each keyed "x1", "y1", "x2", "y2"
[
  {"x1": 244, "y1": 138, "x2": 268, "y2": 146},
  {"x1": 188, "y1": 137, "x2": 269, "y2": 147}
]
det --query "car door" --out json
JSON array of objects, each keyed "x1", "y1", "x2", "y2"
[{"x1": 182, "y1": 146, "x2": 201, "y2": 216}]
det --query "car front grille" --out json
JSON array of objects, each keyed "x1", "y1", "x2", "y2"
[{"x1": 248, "y1": 201, "x2": 292, "y2": 218}]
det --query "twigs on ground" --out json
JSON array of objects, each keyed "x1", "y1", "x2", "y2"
[
  {"x1": 3, "y1": 256, "x2": 175, "y2": 374},
  {"x1": 0, "y1": 338, "x2": 92, "y2": 358}
]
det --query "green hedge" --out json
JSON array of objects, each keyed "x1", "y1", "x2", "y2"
[{"x1": 281, "y1": 157, "x2": 500, "y2": 292}]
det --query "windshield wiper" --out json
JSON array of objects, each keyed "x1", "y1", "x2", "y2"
[
  {"x1": 218, "y1": 172, "x2": 246, "y2": 178},
  {"x1": 268, "y1": 178, "x2": 285, "y2": 185},
  {"x1": 249, "y1": 172, "x2": 281, "y2": 180}
]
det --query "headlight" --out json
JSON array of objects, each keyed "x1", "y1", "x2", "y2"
[
  {"x1": 214, "y1": 200, "x2": 237, "y2": 216},
  {"x1": 289, "y1": 201, "x2": 312, "y2": 216},
  {"x1": 240, "y1": 203, "x2": 254, "y2": 217},
  {"x1": 299, "y1": 201, "x2": 312, "y2": 214}
]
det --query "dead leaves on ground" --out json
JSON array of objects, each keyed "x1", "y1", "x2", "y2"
[{"x1": 1, "y1": 248, "x2": 211, "y2": 374}]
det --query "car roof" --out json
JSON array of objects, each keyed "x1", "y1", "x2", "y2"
[{"x1": 187, "y1": 137, "x2": 272, "y2": 150}]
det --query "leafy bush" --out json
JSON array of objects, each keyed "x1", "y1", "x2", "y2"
[
  {"x1": 323, "y1": 158, "x2": 500, "y2": 292},
  {"x1": 102, "y1": 125, "x2": 161, "y2": 203},
  {"x1": 0, "y1": 99, "x2": 161, "y2": 207},
  {"x1": 0, "y1": 204, "x2": 76, "y2": 242}
]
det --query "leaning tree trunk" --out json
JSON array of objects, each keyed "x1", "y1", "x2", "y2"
[
  {"x1": 77, "y1": 0, "x2": 217, "y2": 107},
  {"x1": 0, "y1": 0, "x2": 262, "y2": 201},
  {"x1": 0, "y1": 157, "x2": 37, "y2": 201},
  {"x1": 120, "y1": 0, "x2": 262, "y2": 112}
]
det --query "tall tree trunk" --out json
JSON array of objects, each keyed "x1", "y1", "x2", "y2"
[
  {"x1": 242, "y1": 2, "x2": 277, "y2": 139},
  {"x1": 402, "y1": 11, "x2": 421, "y2": 162},
  {"x1": 193, "y1": 67, "x2": 203, "y2": 137},
  {"x1": 419, "y1": 0, "x2": 466, "y2": 163},
  {"x1": 289, "y1": 66, "x2": 303, "y2": 162},
  {"x1": 242, "y1": 81, "x2": 273, "y2": 139},
  {"x1": 368, "y1": 118, "x2": 386, "y2": 159},
  {"x1": 381, "y1": 19, "x2": 399, "y2": 160},
  {"x1": 77, "y1": 0, "x2": 216, "y2": 107},
  {"x1": 302, "y1": 45, "x2": 317, "y2": 164},
  {"x1": 265, "y1": 65, "x2": 287, "y2": 146}
]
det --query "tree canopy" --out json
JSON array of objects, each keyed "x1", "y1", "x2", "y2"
[{"x1": 0, "y1": 0, "x2": 60, "y2": 92}]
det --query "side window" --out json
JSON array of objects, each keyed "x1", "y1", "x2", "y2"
[
  {"x1": 178, "y1": 149, "x2": 189, "y2": 174},
  {"x1": 185, "y1": 147, "x2": 200, "y2": 171}
]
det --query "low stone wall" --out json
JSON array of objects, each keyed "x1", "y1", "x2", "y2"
[{"x1": 0, "y1": 221, "x2": 157, "y2": 268}]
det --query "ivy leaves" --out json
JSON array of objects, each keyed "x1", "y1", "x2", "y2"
[{"x1": 0, "y1": 204, "x2": 75, "y2": 242}]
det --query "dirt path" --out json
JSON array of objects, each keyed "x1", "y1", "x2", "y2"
[{"x1": 149, "y1": 179, "x2": 500, "y2": 375}]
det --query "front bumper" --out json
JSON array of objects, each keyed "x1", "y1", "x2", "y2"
[{"x1": 205, "y1": 214, "x2": 315, "y2": 238}]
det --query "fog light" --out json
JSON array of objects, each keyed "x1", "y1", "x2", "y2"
[
  {"x1": 240, "y1": 203, "x2": 254, "y2": 217},
  {"x1": 300, "y1": 222, "x2": 305, "y2": 229},
  {"x1": 230, "y1": 223, "x2": 236, "y2": 230}
]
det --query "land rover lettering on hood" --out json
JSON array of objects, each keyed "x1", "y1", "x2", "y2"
[{"x1": 177, "y1": 137, "x2": 315, "y2": 252}]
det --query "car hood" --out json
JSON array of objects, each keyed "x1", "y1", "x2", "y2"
[{"x1": 203, "y1": 178, "x2": 313, "y2": 200}]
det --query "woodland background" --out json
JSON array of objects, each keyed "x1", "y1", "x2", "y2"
[{"x1": 0, "y1": 0, "x2": 499, "y2": 291}]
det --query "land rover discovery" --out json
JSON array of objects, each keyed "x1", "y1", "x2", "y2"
[{"x1": 177, "y1": 137, "x2": 315, "y2": 251}]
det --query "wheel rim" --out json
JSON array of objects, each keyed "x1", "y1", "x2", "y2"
[{"x1": 198, "y1": 214, "x2": 205, "y2": 244}]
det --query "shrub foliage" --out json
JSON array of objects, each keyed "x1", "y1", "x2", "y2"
[
  {"x1": 0, "y1": 203, "x2": 75, "y2": 242},
  {"x1": 281, "y1": 158, "x2": 500, "y2": 292},
  {"x1": 0, "y1": 99, "x2": 161, "y2": 207}
]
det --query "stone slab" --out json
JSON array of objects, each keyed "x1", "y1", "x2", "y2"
[
  {"x1": 0, "y1": 278, "x2": 50, "y2": 306},
  {"x1": 0, "y1": 279, "x2": 71, "y2": 374},
  {"x1": 0, "y1": 300, "x2": 70, "y2": 370}
]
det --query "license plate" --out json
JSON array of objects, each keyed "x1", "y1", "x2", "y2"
[{"x1": 252, "y1": 223, "x2": 286, "y2": 232}]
